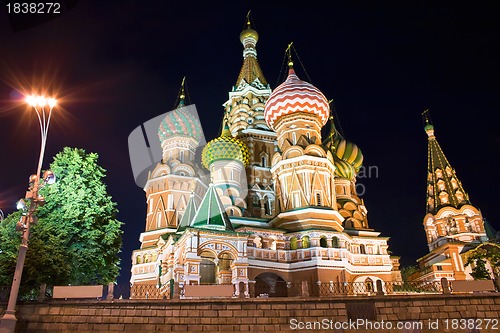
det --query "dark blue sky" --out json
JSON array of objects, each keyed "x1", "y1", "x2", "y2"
[{"x1": 0, "y1": 1, "x2": 499, "y2": 286}]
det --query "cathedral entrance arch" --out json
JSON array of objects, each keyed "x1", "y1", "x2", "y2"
[
  {"x1": 200, "y1": 250, "x2": 216, "y2": 284},
  {"x1": 255, "y1": 272, "x2": 287, "y2": 297}
]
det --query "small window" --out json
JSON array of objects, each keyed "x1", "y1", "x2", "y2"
[
  {"x1": 167, "y1": 194, "x2": 174, "y2": 210},
  {"x1": 156, "y1": 212, "x2": 162, "y2": 228},
  {"x1": 320, "y1": 237, "x2": 328, "y2": 248},
  {"x1": 290, "y1": 237, "x2": 298, "y2": 250},
  {"x1": 316, "y1": 192, "x2": 322, "y2": 206},
  {"x1": 436, "y1": 265, "x2": 443, "y2": 271},
  {"x1": 360, "y1": 244, "x2": 366, "y2": 254},
  {"x1": 180, "y1": 150, "x2": 184, "y2": 162},
  {"x1": 261, "y1": 156, "x2": 267, "y2": 167},
  {"x1": 293, "y1": 192, "x2": 300, "y2": 208}
]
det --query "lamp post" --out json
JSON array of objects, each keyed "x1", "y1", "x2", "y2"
[{"x1": 0, "y1": 95, "x2": 57, "y2": 333}]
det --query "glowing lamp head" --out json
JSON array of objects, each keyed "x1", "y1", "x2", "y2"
[
  {"x1": 25, "y1": 95, "x2": 57, "y2": 108},
  {"x1": 43, "y1": 170, "x2": 56, "y2": 185},
  {"x1": 47, "y1": 98, "x2": 57, "y2": 108},
  {"x1": 16, "y1": 199, "x2": 27, "y2": 211},
  {"x1": 25, "y1": 95, "x2": 37, "y2": 107}
]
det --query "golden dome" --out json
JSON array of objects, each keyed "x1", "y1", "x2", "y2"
[{"x1": 240, "y1": 28, "x2": 259, "y2": 43}]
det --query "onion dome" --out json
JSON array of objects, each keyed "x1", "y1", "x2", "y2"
[
  {"x1": 158, "y1": 79, "x2": 202, "y2": 143},
  {"x1": 264, "y1": 69, "x2": 330, "y2": 131},
  {"x1": 333, "y1": 155, "x2": 356, "y2": 180},
  {"x1": 201, "y1": 125, "x2": 250, "y2": 169},
  {"x1": 158, "y1": 107, "x2": 203, "y2": 143},
  {"x1": 240, "y1": 27, "x2": 258, "y2": 43},
  {"x1": 335, "y1": 139, "x2": 363, "y2": 173}
]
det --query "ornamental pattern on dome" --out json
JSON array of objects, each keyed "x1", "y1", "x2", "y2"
[
  {"x1": 201, "y1": 131, "x2": 250, "y2": 169},
  {"x1": 335, "y1": 139, "x2": 363, "y2": 173},
  {"x1": 264, "y1": 69, "x2": 330, "y2": 131},
  {"x1": 158, "y1": 107, "x2": 203, "y2": 143}
]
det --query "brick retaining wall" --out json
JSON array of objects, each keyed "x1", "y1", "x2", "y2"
[{"x1": 1, "y1": 294, "x2": 499, "y2": 333}]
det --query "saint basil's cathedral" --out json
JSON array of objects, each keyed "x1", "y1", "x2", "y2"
[{"x1": 129, "y1": 17, "x2": 495, "y2": 297}]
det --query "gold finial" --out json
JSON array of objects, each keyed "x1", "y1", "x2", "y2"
[
  {"x1": 246, "y1": 10, "x2": 251, "y2": 28},
  {"x1": 286, "y1": 42, "x2": 294, "y2": 68},
  {"x1": 180, "y1": 76, "x2": 186, "y2": 99}
]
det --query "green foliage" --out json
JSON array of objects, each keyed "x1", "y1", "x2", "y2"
[
  {"x1": 468, "y1": 258, "x2": 491, "y2": 280},
  {"x1": 0, "y1": 211, "x2": 21, "y2": 285},
  {"x1": 400, "y1": 265, "x2": 419, "y2": 282},
  {"x1": 0, "y1": 147, "x2": 123, "y2": 287},
  {"x1": 465, "y1": 242, "x2": 500, "y2": 280}
]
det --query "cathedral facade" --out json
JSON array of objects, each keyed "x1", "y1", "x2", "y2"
[{"x1": 130, "y1": 19, "x2": 401, "y2": 298}]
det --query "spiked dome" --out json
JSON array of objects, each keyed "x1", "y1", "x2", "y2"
[
  {"x1": 201, "y1": 125, "x2": 250, "y2": 169},
  {"x1": 264, "y1": 68, "x2": 330, "y2": 131},
  {"x1": 158, "y1": 86, "x2": 203, "y2": 143}
]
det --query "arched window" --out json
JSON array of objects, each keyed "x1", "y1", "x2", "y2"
[
  {"x1": 218, "y1": 253, "x2": 233, "y2": 271},
  {"x1": 290, "y1": 237, "x2": 298, "y2": 250},
  {"x1": 252, "y1": 194, "x2": 260, "y2": 207},
  {"x1": 200, "y1": 251, "x2": 216, "y2": 284},
  {"x1": 179, "y1": 150, "x2": 184, "y2": 162},
  {"x1": 320, "y1": 236, "x2": 328, "y2": 248},
  {"x1": 365, "y1": 278, "x2": 373, "y2": 292},
  {"x1": 360, "y1": 244, "x2": 366, "y2": 254},
  {"x1": 302, "y1": 236, "x2": 310, "y2": 249},
  {"x1": 229, "y1": 209, "x2": 234, "y2": 216},
  {"x1": 332, "y1": 237, "x2": 340, "y2": 248},
  {"x1": 261, "y1": 156, "x2": 267, "y2": 167}
]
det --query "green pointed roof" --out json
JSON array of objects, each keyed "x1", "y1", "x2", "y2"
[
  {"x1": 484, "y1": 219, "x2": 498, "y2": 241},
  {"x1": 177, "y1": 194, "x2": 197, "y2": 232},
  {"x1": 425, "y1": 121, "x2": 471, "y2": 214},
  {"x1": 190, "y1": 184, "x2": 234, "y2": 231}
]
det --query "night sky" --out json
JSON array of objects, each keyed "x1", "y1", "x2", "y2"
[{"x1": 0, "y1": 2, "x2": 499, "y2": 286}]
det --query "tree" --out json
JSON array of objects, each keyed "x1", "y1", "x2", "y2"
[
  {"x1": 0, "y1": 147, "x2": 123, "y2": 287},
  {"x1": 465, "y1": 243, "x2": 500, "y2": 280}
]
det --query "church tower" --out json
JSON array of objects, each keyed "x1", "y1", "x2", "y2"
[
  {"x1": 223, "y1": 14, "x2": 276, "y2": 219},
  {"x1": 411, "y1": 113, "x2": 488, "y2": 281},
  {"x1": 264, "y1": 57, "x2": 343, "y2": 231},
  {"x1": 201, "y1": 123, "x2": 250, "y2": 217},
  {"x1": 324, "y1": 119, "x2": 369, "y2": 230},
  {"x1": 141, "y1": 81, "x2": 207, "y2": 248}
]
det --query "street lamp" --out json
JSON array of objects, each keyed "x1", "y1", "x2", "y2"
[{"x1": 0, "y1": 95, "x2": 58, "y2": 333}]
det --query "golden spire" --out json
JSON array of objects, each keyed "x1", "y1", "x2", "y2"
[
  {"x1": 177, "y1": 76, "x2": 186, "y2": 108},
  {"x1": 236, "y1": 13, "x2": 267, "y2": 86},
  {"x1": 286, "y1": 42, "x2": 294, "y2": 69}
]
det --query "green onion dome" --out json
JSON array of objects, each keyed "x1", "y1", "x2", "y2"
[
  {"x1": 333, "y1": 154, "x2": 356, "y2": 180},
  {"x1": 158, "y1": 106, "x2": 203, "y2": 143},
  {"x1": 335, "y1": 139, "x2": 363, "y2": 173},
  {"x1": 201, "y1": 126, "x2": 250, "y2": 169}
]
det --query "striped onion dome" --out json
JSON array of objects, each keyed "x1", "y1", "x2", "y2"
[
  {"x1": 201, "y1": 126, "x2": 250, "y2": 169},
  {"x1": 333, "y1": 154, "x2": 356, "y2": 180},
  {"x1": 335, "y1": 138, "x2": 363, "y2": 173},
  {"x1": 158, "y1": 106, "x2": 203, "y2": 143},
  {"x1": 264, "y1": 69, "x2": 330, "y2": 131}
]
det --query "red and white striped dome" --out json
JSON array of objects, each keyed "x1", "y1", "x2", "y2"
[{"x1": 264, "y1": 69, "x2": 330, "y2": 131}]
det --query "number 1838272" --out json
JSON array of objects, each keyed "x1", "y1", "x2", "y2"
[{"x1": 6, "y1": 3, "x2": 61, "y2": 14}]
